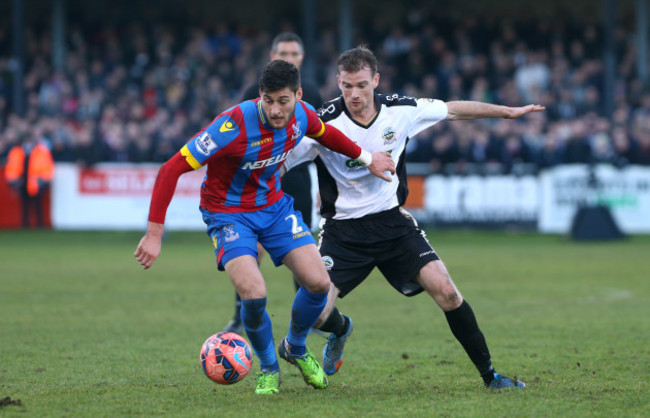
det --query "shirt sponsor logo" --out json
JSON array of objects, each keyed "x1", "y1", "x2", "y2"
[
  {"x1": 345, "y1": 149, "x2": 393, "y2": 168},
  {"x1": 223, "y1": 225, "x2": 240, "y2": 243},
  {"x1": 345, "y1": 159, "x2": 366, "y2": 169},
  {"x1": 242, "y1": 150, "x2": 292, "y2": 170},
  {"x1": 383, "y1": 127, "x2": 397, "y2": 144},
  {"x1": 251, "y1": 137, "x2": 273, "y2": 147},
  {"x1": 195, "y1": 132, "x2": 217, "y2": 156},
  {"x1": 322, "y1": 256, "x2": 334, "y2": 270}
]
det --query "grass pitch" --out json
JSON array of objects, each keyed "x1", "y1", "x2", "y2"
[{"x1": 0, "y1": 229, "x2": 648, "y2": 416}]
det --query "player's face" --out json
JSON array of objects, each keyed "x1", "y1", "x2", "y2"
[
  {"x1": 259, "y1": 87, "x2": 303, "y2": 129},
  {"x1": 338, "y1": 67, "x2": 380, "y2": 120},
  {"x1": 270, "y1": 41, "x2": 304, "y2": 68}
]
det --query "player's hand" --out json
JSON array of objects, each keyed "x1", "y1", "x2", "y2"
[
  {"x1": 368, "y1": 152, "x2": 396, "y2": 182},
  {"x1": 504, "y1": 104, "x2": 546, "y2": 119},
  {"x1": 134, "y1": 222, "x2": 164, "y2": 269}
]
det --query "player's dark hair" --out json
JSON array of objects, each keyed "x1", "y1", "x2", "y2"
[
  {"x1": 259, "y1": 60, "x2": 301, "y2": 93},
  {"x1": 337, "y1": 46, "x2": 378, "y2": 75},
  {"x1": 271, "y1": 32, "x2": 304, "y2": 53}
]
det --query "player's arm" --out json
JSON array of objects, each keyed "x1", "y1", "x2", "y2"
[
  {"x1": 306, "y1": 117, "x2": 396, "y2": 182},
  {"x1": 282, "y1": 137, "x2": 319, "y2": 177},
  {"x1": 134, "y1": 152, "x2": 194, "y2": 269},
  {"x1": 445, "y1": 101, "x2": 545, "y2": 121},
  {"x1": 135, "y1": 115, "x2": 232, "y2": 269}
]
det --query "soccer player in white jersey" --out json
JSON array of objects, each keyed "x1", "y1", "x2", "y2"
[{"x1": 283, "y1": 46, "x2": 545, "y2": 389}]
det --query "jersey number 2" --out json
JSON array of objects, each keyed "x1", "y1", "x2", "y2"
[{"x1": 285, "y1": 214, "x2": 303, "y2": 234}]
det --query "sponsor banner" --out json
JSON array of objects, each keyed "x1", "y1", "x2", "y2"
[
  {"x1": 78, "y1": 166, "x2": 201, "y2": 196},
  {"x1": 52, "y1": 163, "x2": 206, "y2": 230},
  {"x1": 418, "y1": 175, "x2": 538, "y2": 225},
  {"x1": 50, "y1": 163, "x2": 650, "y2": 233},
  {"x1": 539, "y1": 165, "x2": 650, "y2": 233}
]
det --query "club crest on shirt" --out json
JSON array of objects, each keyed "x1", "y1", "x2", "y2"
[
  {"x1": 322, "y1": 256, "x2": 334, "y2": 270},
  {"x1": 291, "y1": 122, "x2": 302, "y2": 140},
  {"x1": 223, "y1": 225, "x2": 240, "y2": 243},
  {"x1": 382, "y1": 127, "x2": 397, "y2": 144},
  {"x1": 195, "y1": 132, "x2": 217, "y2": 156}
]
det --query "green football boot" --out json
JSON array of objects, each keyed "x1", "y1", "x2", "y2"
[
  {"x1": 278, "y1": 338, "x2": 329, "y2": 389},
  {"x1": 255, "y1": 370, "x2": 280, "y2": 395}
]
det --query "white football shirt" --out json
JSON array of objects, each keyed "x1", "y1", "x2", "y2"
[{"x1": 284, "y1": 93, "x2": 448, "y2": 220}]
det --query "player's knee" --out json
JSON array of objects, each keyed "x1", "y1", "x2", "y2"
[
  {"x1": 418, "y1": 262, "x2": 448, "y2": 288},
  {"x1": 301, "y1": 274, "x2": 330, "y2": 294},
  {"x1": 443, "y1": 289, "x2": 463, "y2": 308}
]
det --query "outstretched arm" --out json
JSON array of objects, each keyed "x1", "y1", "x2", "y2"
[
  {"x1": 134, "y1": 153, "x2": 193, "y2": 269},
  {"x1": 446, "y1": 101, "x2": 545, "y2": 121}
]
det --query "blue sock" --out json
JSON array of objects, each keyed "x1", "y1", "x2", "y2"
[
  {"x1": 241, "y1": 298, "x2": 278, "y2": 372},
  {"x1": 286, "y1": 287, "x2": 327, "y2": 355}
]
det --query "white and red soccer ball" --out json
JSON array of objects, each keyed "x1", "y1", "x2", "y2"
[{"x1": 200, "y1": 332, "x2": 252, "y2": 384}]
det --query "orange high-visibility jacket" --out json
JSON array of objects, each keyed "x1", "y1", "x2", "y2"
[{"x1": 5, "y1": 143, "x2": 55, "y2": 196}]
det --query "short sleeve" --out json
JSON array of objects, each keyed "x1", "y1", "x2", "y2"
[
  {"x1": 407, "y1": 99, "x2": 448, "y2": 138},
  {"x1": 301, "y1": 102, "x2": 326, "y2": 138},
  {"x1": 181, "y1": 114, "x2": 241, "y2": 168}
]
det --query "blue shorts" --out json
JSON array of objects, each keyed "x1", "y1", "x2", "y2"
[{"x1": 200, "y1": 195, "x2": 315, "y2": 271}]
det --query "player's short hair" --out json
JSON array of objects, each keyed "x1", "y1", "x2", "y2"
[
  {"x1": 271, "y1": 32, "x2": 304, "y2": 54},
  {"x1": 337, "y1": 46, "x2": 378, "y2": 75},
  {"x1": 259, "y1": 60, "x2": 301, "y2": 93}
]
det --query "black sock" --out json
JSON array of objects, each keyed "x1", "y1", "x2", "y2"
[
  {"x1": 318, "y1": 307, "x2": 348, "y2": 337},
  {"x1": 233, "y1": 292, "x2": 242, "y2": 322},
  {"x1": 444, "y1": 300, "x2": 495, "y2": 384},
  {"x1": 480, "y1": 370, "x2": 495, "y2": 386}
]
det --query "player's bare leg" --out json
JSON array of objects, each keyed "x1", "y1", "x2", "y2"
[
  {"x1": 224, "y1": 254, "x2": 267, "y2": 299},
  {"x1": 417, "y1": 260, "x2": 525, "y2": 389},
  {"x1": 416, "y1": 259, "x2": 463, "y2": 311},
  {"x1": 283, "y1": 244, "x2": 330, "y2": 293},
  {"x1": 223, "y1": 242, "x2": 266, "y2": 334}
]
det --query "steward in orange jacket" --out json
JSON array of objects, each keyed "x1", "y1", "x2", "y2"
[{"x1": 5, "y1": 141, "x2": 55, "y2": 196}]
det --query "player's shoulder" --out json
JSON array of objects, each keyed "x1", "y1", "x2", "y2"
[
  {"x1": 234, "y1": 99, "x2": 258, "y2": 116},
  {"x1": 377, "y1": 93, "x2": 418, "y2": 107},
  {"x1": 221, "y1": 101, "x2": 257, "y2": 125},
  {"x1": 298, "y1": 100, "x2": 318, "y2": 114},
  {"x1": 206, "y1": 103, "x2": 250, "y2": 138},
  {"x1": 317, "y1": 97, "x2": 345, "y2": 122}
]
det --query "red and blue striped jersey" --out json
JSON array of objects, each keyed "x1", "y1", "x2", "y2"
[{"x1": 179, "y1": 99, "x2": 325, "y2": 213}]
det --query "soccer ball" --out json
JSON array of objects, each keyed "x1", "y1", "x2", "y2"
[{"x1": 200, "y1": 332, "x2": 252, "y2": 385}]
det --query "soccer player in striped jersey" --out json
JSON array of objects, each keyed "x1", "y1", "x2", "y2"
[
  {"x1": 223, "y1": 32, "x2": 324, "y2": 336},
  {"x1": 134, "y1": 60, "x2": 395, "y2": 395},
  {"x1": 284, "y1": 47, "x2": 544, "y2": 389}
]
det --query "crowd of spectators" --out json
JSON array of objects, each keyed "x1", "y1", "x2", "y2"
[{"x1": 1, "y1": 8, "x2": 650, "y2": 174}]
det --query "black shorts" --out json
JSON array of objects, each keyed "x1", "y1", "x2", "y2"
[
  {"x1": 282, "y1": 162, "x2": 312, "y2": 227},
  {"x1": 317, "y1": 207, "x2": 440, "y2": 298}
]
